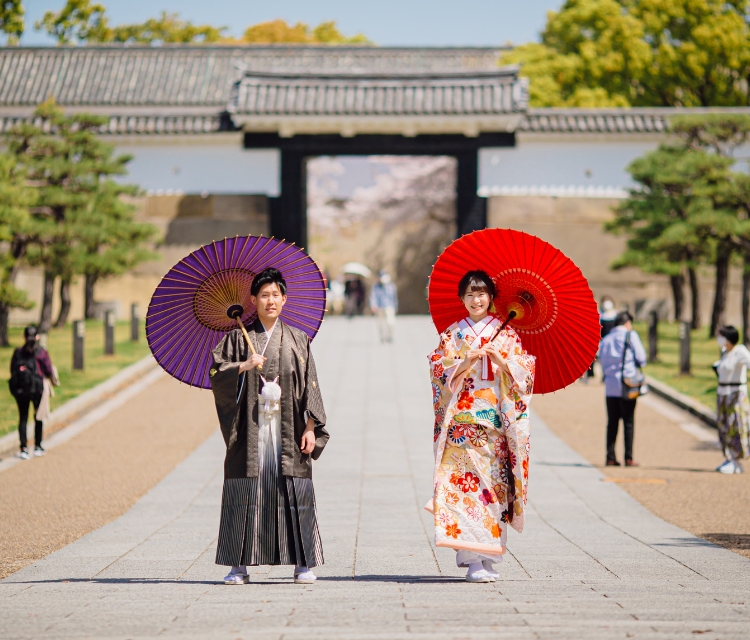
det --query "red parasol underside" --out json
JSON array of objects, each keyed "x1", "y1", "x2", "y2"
[{"x1": 428, "y1": 229, "x2": 600, "y2": 394}]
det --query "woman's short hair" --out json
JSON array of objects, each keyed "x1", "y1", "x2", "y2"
[
  {"x1": 23, "y1": 325, "x2": 38, "y2": 339},
  {"x1": 719, "y1": 325, "x2": 740, "y2": 345},
  {"x1": 251, "y1": 267, "x2": 287, "y2": 296},
  {"x1": 457, "y1": 270, "x2": 496, "y2": 299}
]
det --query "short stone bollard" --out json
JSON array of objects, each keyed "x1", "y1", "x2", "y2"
[
  {"x1": 131, "y1": 303, "x2": 139, "y2": 342},
  {"x1": 105, "y1": 310, "x2": 116, "y2": 356},
  {"x1": 648, "y1": 310, "x2": 658, "y2": 362},
  {"x1": 679, "y1": 320, "x2": 691, "y2": 375},
  {"x1": 73, "y1": 320, "x2": 85, "y2": 370}
]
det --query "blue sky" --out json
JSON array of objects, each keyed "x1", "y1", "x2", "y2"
[{"x1": 22, "y1": 0, "x2": 561, "y2": 46}]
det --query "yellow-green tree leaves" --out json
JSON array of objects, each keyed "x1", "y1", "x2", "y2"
[
  {"x1": 37, "y1": 0, "x2": 224, "y2": 44},
  {"x1": 240, "y1": 19, "x2": 370, "y2": 45},
  {"x1": 0, "y1": 0, "x2": 24, "y2": 45},
  {"x1": 503, "y1": 0, "x2": 750, "y2": 107}
]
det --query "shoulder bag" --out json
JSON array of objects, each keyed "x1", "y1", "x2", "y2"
[{"x1": 621, "y1": 331, "x2": 648, "y2": 400}]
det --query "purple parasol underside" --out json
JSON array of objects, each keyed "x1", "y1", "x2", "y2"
[{"x1": 146, "y1": 235, "x2": 327, "y2": 389}]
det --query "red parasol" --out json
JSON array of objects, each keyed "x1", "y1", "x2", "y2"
[{"x1": 428, "y1": 229, "x2": 600, "y2": 394}]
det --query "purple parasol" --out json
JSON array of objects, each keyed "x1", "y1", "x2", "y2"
[{"x1": 146, "y1": 235, "x2": 327, "y2": 389}]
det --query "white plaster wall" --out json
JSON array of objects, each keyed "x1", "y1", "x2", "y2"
[
  {"x1": 480, "y1": 137, "x2": 660, "y2": 191},
  {"x1": 112, "y1": 135, "x2": 280, "y2": 195}
]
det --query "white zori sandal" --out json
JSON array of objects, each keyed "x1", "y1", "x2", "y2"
[
  {"x1": 224, "y1": 566, "x2": 249, "y2": 585},
  {"x1": 465, "y1": 562, "x2": 493, "y2": 583},
  {"x1": 294, "y1": 566, "x2": 317, "y2": 584}
]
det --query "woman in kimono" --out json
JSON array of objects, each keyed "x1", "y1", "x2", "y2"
[
  {"x1": 209, "y1": 268, "x2": 329, "y2": 584},
  {"x1": 428, "y1": 270, "x2": 535, "y2": 582},
  {"x1": 714, "y1": 325, "x2": 750, "y2": 474}
]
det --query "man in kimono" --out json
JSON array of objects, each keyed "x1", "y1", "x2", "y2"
[
  {"x1": 428, "y1": 270, "x2": 535, "y2": 583},
  {"x1": 209, "y1": 267, "x2": 329, "y2": 585}
]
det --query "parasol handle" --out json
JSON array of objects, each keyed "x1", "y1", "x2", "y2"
[
  {"x1": 489, "y1": 311, "x2": 518, "y2": 344},
  {"x1": 234, "y1": 316, "x2": 263, "y2": 370}
]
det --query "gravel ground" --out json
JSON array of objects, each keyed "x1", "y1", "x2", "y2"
[
  {"x1": 533, "y1": 377, "x2": 750, "y2": 560},
  {"x1": 0, "y1": 375, "x2": 217, "y2": 579}
]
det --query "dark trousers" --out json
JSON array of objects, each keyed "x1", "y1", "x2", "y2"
[
  {"x1": 606, "y1": 396, "x2": 636, "y2": 462},
  {"x1": 15, "y1": 394, "x2": 43, "y2": 450}
]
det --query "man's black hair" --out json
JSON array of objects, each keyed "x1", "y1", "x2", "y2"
[
  {"x1": 719, "y1": 325, "x2": 740, "y2": 345},
  {"x1": 23, "y1": 325, "x2": 38, "y2": 340},
  {"x1": 614, "y1": 311, "x2": 633, "y2": 327},
  {"x1": 457, "y1": 270, "x2": 496, "y2": 299},
  {"x1": 251, "y1": 267, "x2": 287, "y2": 296}
]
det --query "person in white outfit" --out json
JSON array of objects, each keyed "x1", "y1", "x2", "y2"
[{"x1": 714, "y1": 325, "x2": 750, "y2": 474}]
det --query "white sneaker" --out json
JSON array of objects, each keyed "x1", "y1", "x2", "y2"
[
  {"x1": 466, "y1": 567, "x2": 493, "y2": 583},
  {"x1": 223, "y1": 567, "x2": 248, "y2": 584},
  {"x1": 294, "y1": 567, "x2": 317, "y2": 584},
  {"x1": 33, "y1": 446, "x2": 45, "y2": 457},
  {"x1": 482, "y1": 560, "x2": 499, "y2": 580},
  {"x1": 717, "y1": 459, "x2": 736, "y2": 474},
  {"x1": 734, "y1": 460, "x2": 744, "y2": 474},
  {"x1": 18, "y1": 449, "x2": 29, "y2": 460}
]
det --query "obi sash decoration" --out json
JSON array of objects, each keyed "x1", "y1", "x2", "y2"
[{"x1": 458, "y1": 316, "x2": 500, "y2": 381}]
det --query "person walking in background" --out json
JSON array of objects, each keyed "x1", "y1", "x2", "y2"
[
  {"x1": 713, "y1": 326, "x2": 750, "y2": 474},
  {"x1": 344, "y1": 277, "x2": 365, "y2": 318},
  {"x1": 9, "y1": 326, "x2": 55, "y2": 459},
  {"x1": 599, "y1": 296, "x2": 618, "y2": 339},
  {"x1": 370, "y1": 271, "x2": 398, "y2": 343},
  {"x1": 599, "y1": 311, "x2": 647, "y2": 467}
]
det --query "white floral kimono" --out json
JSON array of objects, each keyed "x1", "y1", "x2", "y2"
[{"x1": 427, "y1": 316, "x2": 535, "y2": 560}]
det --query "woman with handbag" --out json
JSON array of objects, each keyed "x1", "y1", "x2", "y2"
[
  {"x1": 599, "y1": 311, "x2": 647, "y2": 467},
  {"x1": 713, "y1": 325, "x2": 750, "y2": 474}
]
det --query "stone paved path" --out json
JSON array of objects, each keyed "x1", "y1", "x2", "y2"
[{"x1": 2, "y1": 317, "x2": 749, "y2": 639}]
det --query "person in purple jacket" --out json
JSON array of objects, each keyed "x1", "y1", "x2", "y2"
[
  {"x1": 599, "y1": 311, "x2": 647, "y2": 467},
  {"x1": 9, "y1": 326, "x2": 54, "y2": 459}
]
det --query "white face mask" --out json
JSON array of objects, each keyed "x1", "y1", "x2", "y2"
[
  {"x1": 602, "y1": 300, "x2": 614, "y2": 312},
  {"x1": 717, "y1": 336, "x2": 729, "y2": 348}
]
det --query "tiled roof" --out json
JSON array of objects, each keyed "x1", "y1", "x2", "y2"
[
  {"x1": 521, "y1": 108, "x2": 750, "y2": 134},
  {"x1": 0, "y1": 112, "x2": 225, "y2": 135},
  {"x1": 0, "y1": 46, "x2": 504, "y2": 107},
  {"x1": 2, "y1": 48, "x2": 749, "y2": 135},
  {"x1": 230, "y1": 70, "x2": 526, "y2": 116}
]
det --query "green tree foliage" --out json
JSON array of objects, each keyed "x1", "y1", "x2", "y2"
[
  {"x1": 0, "y1": 154, "x2": 36, "y2": 346},
  {"x1": 609, "y1": 115, "x2": 750, "y2": 339},
  {"x1": 5, "y1": 99, "x2": 156, "y2": 330},
  {"x1": 502, "y1": 0, "x2": 750, "y2": 107},
  {"x1": 607, "y1": 145, "x2": 732, "y2": 325},
  {"x1": 0, "y1": 0, "x2": 24, "y2": 45},
  {"x1": 240, "y1": 19, "x2": 370, "y2": 45},
  {"x1": 74, "y1": 181, "x2": 156, "y2": 320},
  {"x1": 37, "y1": 0, "x2": 225, "y2": 44}
]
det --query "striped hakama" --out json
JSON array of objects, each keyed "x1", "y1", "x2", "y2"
[{"x1": 215, "y1": 395, "x2": 324, "y2": 568}]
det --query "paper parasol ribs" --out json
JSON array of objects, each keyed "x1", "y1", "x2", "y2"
[
  {"x1": 428, "y1": 229, "x2": 600, "y2": 394},
  {"x1": 146, "y1": 236, "x2": 326, "y2": 389}
]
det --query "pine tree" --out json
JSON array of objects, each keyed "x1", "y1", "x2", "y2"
[
  {"x1": 5, "y1": 99, "x2": 156, "y2": 330},
  {"x1": 607, "y1": 144, "x2": 732, "y2": 326},
  {"x1": 74, "y1": 180, "x2": 157, "y2": 319},
  {"x1": 671, "y1": 114, "x2": 750, "y2": 336},
  {"x1": 0, "y1": 153, "x2": 36, "y2": 346}
]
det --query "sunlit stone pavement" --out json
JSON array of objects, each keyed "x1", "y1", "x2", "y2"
[{"x1": 2, "y1": 316, "x2": 749, "y2": 639}]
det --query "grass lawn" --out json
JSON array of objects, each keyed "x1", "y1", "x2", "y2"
[
  {"x1": 633, "y1": 321, "x2": 720, "y2": 410},
  {"x1": 1, "y1": 320, "x2": 151, "y2": 439}
]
